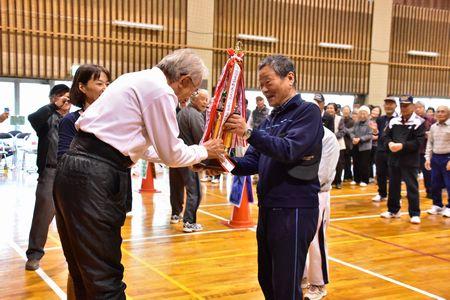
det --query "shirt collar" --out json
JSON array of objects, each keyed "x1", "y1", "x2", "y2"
[
  {"x1": 270, "y1": 94, "x2": 301, "y2": 116},
  {"x1": 437, "y1": 119, "x2": 450, "y2": 126},
  {"x1": 152, "y1": 67, "x2": 178, "y2": 109}
]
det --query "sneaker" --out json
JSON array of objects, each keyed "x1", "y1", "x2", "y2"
[
  {"x1": 372, "y1": 195, "x2": 387, "y2": 202},
  {"x1": 426, "y1": 205, "x2": 443, "y2": 215},
  {"x1": 335, "y1": 183, "x2": 342, "y2": 189},
  {"x1": 369, "y1": 177, "x2": 375, "y2": 183},
  {"x1": 300, "y1": 277, "x2": 309, "y2": 289},
  {"x1": 360, "y1": 182, "x2": 367, "y2": 187},
  {"x1": 170, "y1": 214, "x2": 182, "y2": 224},
  {"x1": 380, "y1": 211, "x2": 401, "y2": 219},
  {"x1": 442, "y1": 207, "x2": 450, "y2": 218},
  {"x1": 211, "y1": 178, "x2": 220, "y2": 184},
  {"x1": 200, "y1": 176, "x2": 211, "y2": 182},
  {"x1": 304, "y1": 284, "x2": 327, "y2": 300},
  {"x1": 183, "y1": 222, "x2": 203, "y2": 233},
  {"x1": 350, "y1": 181, "x2": 357, "y2": 185},
  {"x1": 410, "y1": 216, "x2": 421, "y2": 224},
  {"x1": 25, "y1": 259, "x2": 40, "y2": 271}
]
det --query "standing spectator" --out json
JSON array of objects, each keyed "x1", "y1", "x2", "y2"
[
  {"x1": 426, "y1": 107, "x2": 435, "y2": 120},
  {"x1": 25, "y1": 84, "x2": 71, "y2": 271},
  {"x1": 369, "y1": 106, "x2": 381, "y2": 182},
  {"x1": 303, "y1": 127, "x2": 340, "y2": 300},
  {"x1": 350, "y1": 106, "x2": 373, "y2": 187},
  {"x1": 341, "y1": 106, "x2": 354, "y2": 181},
  {"x1": 224, "y1": 55, "x2": 323, "y2": 299},
  {"x1": 249, "y1": 96, "x2": 269, "y2": 129},
  {"x1": 425, "y1": 105, "x2": 450, "y2": 217},
  {"x1": 314, "y1": 93, "x2": 333, "y2": 132},
  {"x1": 381, "y1": 95, "x2": 425, "y2": 224},
  {"x1": 372, "y1": 97, "x2": 397, "y2": 202},
  {"x1": 415, "y1": 101, "x2": 436, "y2": 198},
  {"x1": 170, "y1": 89, "x2": 209, "y2": 232},
  {"x1": 326, "y1": 103, "x2": 346, "y2": 189}
]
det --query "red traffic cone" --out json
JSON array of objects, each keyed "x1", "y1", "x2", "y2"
[
  {"x1": 223, "y1": 180, "x2": 254, "y2": 228},
  {"x1": 139, "y1": 162, "x2": 160, "y2": 193}
]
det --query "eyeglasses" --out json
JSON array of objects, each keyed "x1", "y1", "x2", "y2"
[{"x1": 185, "y1": 76, "x2": 199, "y2": 97}]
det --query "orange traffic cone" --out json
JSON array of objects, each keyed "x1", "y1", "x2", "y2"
[
  {"x1": 223, "y1": 180, "x2": 254, "y2": 228},
  {"x1": 139, "y1": 162, "x2": 160, "y2": 193}
]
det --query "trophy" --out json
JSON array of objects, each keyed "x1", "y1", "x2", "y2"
[{"x1": 198, "y1": 42, "x2": 247, "y2": 172}]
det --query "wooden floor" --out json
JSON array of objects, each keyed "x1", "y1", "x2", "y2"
[{"x1": 0, "y1": 167, "x2": 449, "y2": 299}]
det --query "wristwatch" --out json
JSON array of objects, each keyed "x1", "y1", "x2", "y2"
[{"x1": 243, "y1": 128, "x2": 253, "y2": 140}]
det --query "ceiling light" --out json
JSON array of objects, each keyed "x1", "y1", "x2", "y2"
[
  {"x1": 407, "y1": 50, "x2": 439, "y2": 58},
  {"x1": 318, "y1": 42, "x2": 353, "y2": 50},
  {"x1": 112, "y1": 20, "x2": 164, "y2": 31},
  {"x1": 237, "y1": 34, "x2": 277, "y2": 43}
]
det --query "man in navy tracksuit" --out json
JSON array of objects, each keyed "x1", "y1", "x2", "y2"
[{"x1": 224, "y1": 55, "x2": 323, "y2": 299}]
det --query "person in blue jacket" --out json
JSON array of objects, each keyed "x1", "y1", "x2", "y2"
[{"x1": 224, "y1": 55, "x2": 323, "y2": 300}]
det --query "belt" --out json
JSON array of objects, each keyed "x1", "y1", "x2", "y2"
[{"x1": 70, "y1": 131, "x2": 133, "y2": 171}]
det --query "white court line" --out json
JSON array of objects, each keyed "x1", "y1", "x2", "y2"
[
  {"x1": 9, "y1": 241, "x2": 67, "y2": 300},
  {"x1": 44, "y1": 228, "x2": 245, "y2": 251},
  {"x1": 197, "y1": 209, "x2": 230, "y2": 222},
  {"x1": 199, "y1": 203, "x2": 231, "y2": 208},
  {"x1": 329, "y1": 256, "x2": 446, "y2": 300},
  {"x1": 331, "y1": 212, "x2": 408, "y2": 222},
  {"x1": 331, "y1": 190, "x2": 425, "y2": 199},
  {"x1": 122, "y1": 228, "x2": 245, "y2": 242}
]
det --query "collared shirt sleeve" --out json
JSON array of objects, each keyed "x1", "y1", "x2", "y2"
[
  {"x1": 140, "y1": 92, "x2": 208, "y2": 167},
  {"x1": 142, "y1": 146, "x2": 162, "y2": 163},
  {"x1": 425, "y1": 125, "x2": 434, "y2": 161}
]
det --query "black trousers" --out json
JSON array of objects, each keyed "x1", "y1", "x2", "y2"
[
  {"x1": 353, "y1": 150, "x2": 371, "y2": 184},
  {"x1": 420, "y1": 154, "x2": 432, "y2": 195},
  {"x1": 375, "y1": 151, "x2": 389, "y2": 198},
  {"x1": 53, "y1": 132, "x2": 132, "y2": 300},
  {"x1": 343, "y1": 149, "x2": 353, "y2": 180},
  {"x1": 387, "y1": 165, "x2": 420, "y2": 217},
  {"x1": 257, "y1": 207, "x2": 318, "y2": 300},
  {"x1": 333, "y1": 149, "x2": 345, "y2": 185},
  {"x1": 169, "y1": 167, "x2": 202, "y2": 223},
  {"x1": 26, "y1": 167, "x2": 57, "y2": 260}
]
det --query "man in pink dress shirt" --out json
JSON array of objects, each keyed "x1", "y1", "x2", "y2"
[{"x1": 53, "y1": 49, "x2": 224, "y2": 299}]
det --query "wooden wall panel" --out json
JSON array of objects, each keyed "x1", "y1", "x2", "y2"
[
  {"x1": 213, "y1": 0, "x2": 374, "y2": 94},
  {"x1": 0, "y1": 0, "x2": 187, "y2": 80},
  {"x1": 388, "y1": 5, "x2": 450, "y2": 97}
]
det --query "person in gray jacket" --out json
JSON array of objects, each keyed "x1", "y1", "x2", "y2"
[
  {"x1": 169, "y1": 89, "x2": 209, "y2": 232},
  {"x1": 350, "y1": 105, "x2": 373, "y2": 186}
]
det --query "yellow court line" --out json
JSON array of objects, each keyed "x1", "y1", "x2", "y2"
[
  {"x1": 121, "y1": 247, "x2": 204, "y2": 300},
  {"x1": 152, "y1": 251, "x2": 258, "y2": 268}
]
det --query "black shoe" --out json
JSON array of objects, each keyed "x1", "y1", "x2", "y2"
[
  {"x1": 25, "y1": 259, "x2": 40, "y2": 271},
  {"x1": 336, "y1": 183, "x2": 342, "y2": 189}
]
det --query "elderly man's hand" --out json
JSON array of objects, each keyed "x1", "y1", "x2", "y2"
[
  {"x1": 203, "y1": 139, "x2": 226, "y2": 159},
  {"x1": 424, "y1": 160, "x2": 431, "y2": 171},
  {"x1": 447, "y1": 160, "x2": 450, "y2": 171},
  {"x1": 0, "y1": 112, "x2": 9, "y2": 123},
  {"x1": 223, "y1": 114, "x2": 247, "y2": 137}
]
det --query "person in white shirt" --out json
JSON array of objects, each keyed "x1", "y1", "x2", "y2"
[
  {"x1": 302, "y1": 127, "x2": 340, "y2": 300},
  {"x1": 53, "y1": 49, "x2": 224, "y2": 299}
]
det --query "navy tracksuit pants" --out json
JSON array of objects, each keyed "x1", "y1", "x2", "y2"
[
  {"x1": 431, "y1": 154, "x2": 450, "y2": 208},
  {"x1": 257, "y1": 207, "x2": 318, "y2": 300}
]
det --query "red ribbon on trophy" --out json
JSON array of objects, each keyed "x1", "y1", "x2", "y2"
[{"x1": 199, "y1": 43, "x2": 247, "y2": 172}]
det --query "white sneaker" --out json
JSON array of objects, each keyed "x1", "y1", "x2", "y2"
[
  {"x1": 300, "y1": 277, "x2": 308, "y2": 289},
  {"x1": 304, "y1": 285, "x2": 327, "y2": 300},
  {"x1": 372, "y1": 195, "x2": 387, "y2": 202},
  {"x1": 350, "y1": 181, "x2": 357, "y2": 185},
  {"x1": 360, "y1": 182, "x2": 367, "y2": 187},
  {"x1": 426, "y1": 205, "x2": 443, "y2": 215},
  {"x1": 380, "y1": 211, "x2": 401, "y2": 219},
  {"x1": 200, "y1": 176, "x2": 211, "y2": 182},
  {"x1": 183, "y1": 222, "x2": 203, "y2": 233},
  {"x1": 410, "y1": 216, "x2": 421, "y2": 224},
  {"x1": 211, "y1": 178, "x2": 220, "y2": 184},
  {"x1": 442, "y1": 207, "x2": 450, "y2": 218},
  {"x1": 369, "y1": 178, "x2": 375, "y2": 183}
]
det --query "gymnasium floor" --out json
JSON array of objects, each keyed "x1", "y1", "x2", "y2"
[{"x1": 0, "y1": 167, "x2": 449, "y2": 299}]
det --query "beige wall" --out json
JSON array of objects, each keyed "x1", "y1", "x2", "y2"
[
  {"x1": 187, "y1": 0, "x2": 215, "y2": 93},
  {"x1": 367, "y1": 0, "x2": 393, "y2": 106}
]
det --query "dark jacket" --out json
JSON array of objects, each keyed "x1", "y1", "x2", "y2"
[
  {"x1": 251, "y1": 106, "x2": 269, "y2": 129},
  {"x1": 232, "y1": 94, "x2": 323, "y2": 208},
  {"x1": 57, "y1": 110, "x2": 81, "y2": 159},
  {"x1": 384, "y1": 113, "x2": 425, "y2": 168},
  {"x1": 343, "y1": 116, "x2": 354, "y2": 151},
  {"x1": 322, "y1": 112, "x2": 334, "y2": 132},
  {"x1": 28, "y1": 103, "x2": 63, "y2": 174},
  {"x1": 177, "y1": 104, "x2": 204, "y2": 146},
  {"x1": 376, "y1": 114, "x2": 395, "y2": 152}
]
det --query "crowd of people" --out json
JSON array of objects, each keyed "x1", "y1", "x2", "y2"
[{"x1": 18, "y1": 48, "x2": 449, "y2": 300}]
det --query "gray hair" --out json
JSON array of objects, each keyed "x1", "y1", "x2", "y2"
[
  {"x1": 258, "y1": 55, "x2": 297, "y2": 85},
  {"x1": 415, "y1": 101, "x2": 426, "y2": 108},
  {"x1": 156, "y1": 49, "x2": 208, "y2": 85},
  {"x1": 190, "y1": 88, "x2": 209, "y2": 102}
]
